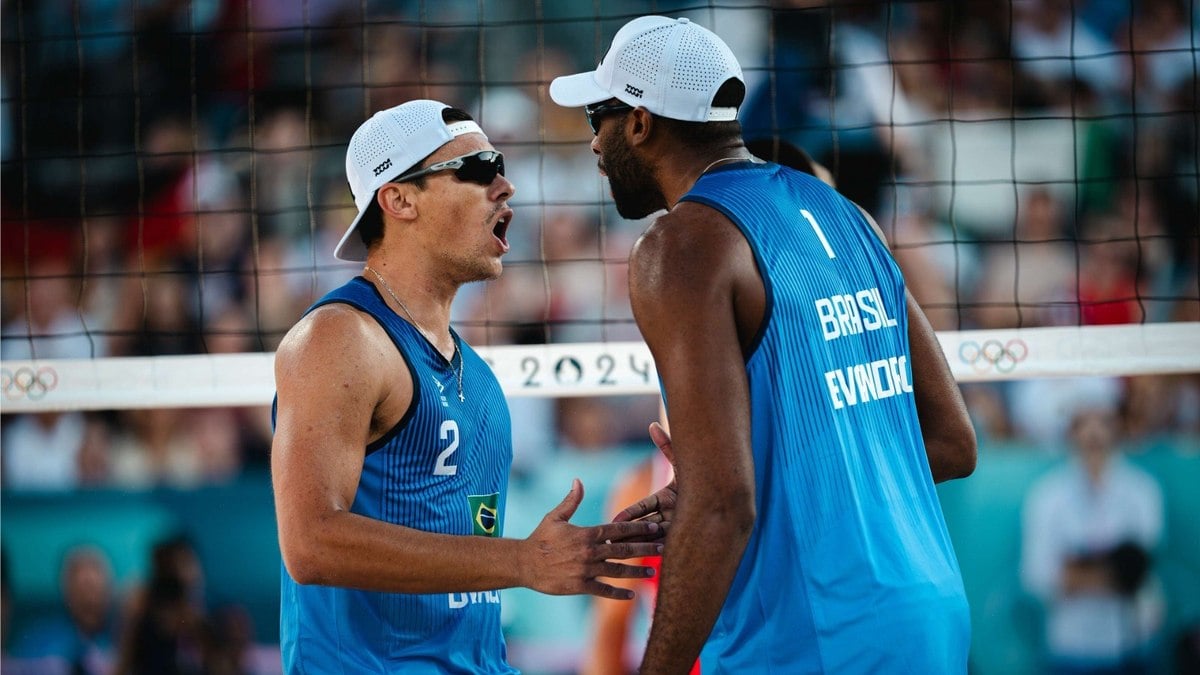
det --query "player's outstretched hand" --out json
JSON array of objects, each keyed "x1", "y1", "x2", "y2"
[
  {"x1": 611, "y1": 422, "x2": 677, "y2": 539},
  {"x1": 521, "y1": 478, "x2": 662, "y2": 600}
]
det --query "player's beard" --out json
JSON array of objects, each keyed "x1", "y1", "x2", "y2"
[{"x1": 601, "y1": 131, "x2": 663, "y2": 220}]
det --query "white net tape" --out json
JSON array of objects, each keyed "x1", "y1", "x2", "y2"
[{"x1": 3, "y1": 323, "x2": 1198, "y2": 413}]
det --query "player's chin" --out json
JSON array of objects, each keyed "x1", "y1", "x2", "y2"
[{"x1": 480, "y1": 258, "x2": 505, "y2": 281}]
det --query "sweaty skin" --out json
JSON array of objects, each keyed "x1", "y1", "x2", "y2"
[
  {"x1": 596, "y1": 107, "x2": 974, "y2": 672},
  {"x1": 273, "y1": 132, "x2": 663, "y2": 608}
]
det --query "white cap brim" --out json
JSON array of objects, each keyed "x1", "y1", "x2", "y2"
[
  {"x1": 334, "y1": 205, "x2": 370, "y2": 262},
  {"x1": 549, "y1": 71, "x2": 612, "y2": 108}
]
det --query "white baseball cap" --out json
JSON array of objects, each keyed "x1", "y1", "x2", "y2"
[
  {"x1": 335, "y1": 99, "x2": 486, "y2": 261},
  {"x1": 549, "y1": 16, "x2": 743, "y2": 123}
]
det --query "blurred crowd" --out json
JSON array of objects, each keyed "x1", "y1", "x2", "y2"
[
  {"x1": 0, "y1": 0, "x2": 1197, "y2": 671},
  {"x1": 1, "y1": 536, "x2": 278, "y2": 675},
  {"x1": 1, "y1": 0, "x2": 1195, "y2": 490}
]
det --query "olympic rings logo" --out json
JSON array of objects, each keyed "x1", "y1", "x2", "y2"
[
  {"x1": 1, "y1": 366, "x2": 59, "y2": 400},
  {"x1": 958, "y1": 339, "x2": 1029, "y2": 374}
]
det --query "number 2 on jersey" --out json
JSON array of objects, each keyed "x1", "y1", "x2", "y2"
[
  {"x1": 434, "y1": 420, "x2": 459, "y2": 476},
  {"x1": 801, "y1": 209, "x2": 836, "y2": 259}
]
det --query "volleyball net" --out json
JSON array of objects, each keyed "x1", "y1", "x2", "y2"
[
  {"x1": 2, "y1": 323, "x2": 1199, "y2": 413},
  {"x1": 2, "y1": 0, "x2": 1198, "y2": 413}
]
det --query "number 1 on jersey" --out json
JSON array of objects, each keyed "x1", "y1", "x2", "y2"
[{"x1": 801, "y1": 209, "x2": 836, "y2": 259}]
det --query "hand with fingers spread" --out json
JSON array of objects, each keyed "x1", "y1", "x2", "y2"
[
  {"x1": 612, "y1": 422, "x2": 677, "y2": 541},
  {"x1": 521, "y1": 478, "x2": 662, "y2": 599}
]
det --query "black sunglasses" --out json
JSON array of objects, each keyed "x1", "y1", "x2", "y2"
[
  {"x1": 394, "y1": 150, "x2": 505, "y2": 186},
  {"x1": 585, "y1": 100, "x2": 633, "y2": 135}
]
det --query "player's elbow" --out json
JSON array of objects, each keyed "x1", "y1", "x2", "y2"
[
  {"x1": 953, "y1": 423, "x2": 978, "y2": 478},
  {"x1": 933, "y1": 426, "x2": 977, "y2": 482},
  {"x1": 279, "y1": 526, "x2": 333, "y2": 586},
  {"x1": 282, "y1": 547, "x2": 333, "y2": 586}
]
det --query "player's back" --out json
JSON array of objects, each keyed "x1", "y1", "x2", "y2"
[
  {"x1": 681, "y1": 163, "x2": 969, "y2": 673},
  {"x1": 276, "y1": 277, "x2": 517, "y2": 674}
]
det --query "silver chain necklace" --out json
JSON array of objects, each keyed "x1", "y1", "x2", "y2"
[
  {"x1": 699, "y1": 155, "x2": 748, "y2": 175},
  {"x1": 365, "y1": 265, "x2": 464, "y2": 403}
]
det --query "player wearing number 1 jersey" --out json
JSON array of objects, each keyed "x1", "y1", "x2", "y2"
[
  {"x1": 270, "y1": 100, "x2": 662, "y2": 674},
  {"x1": 552, "y1": 16, "x2": 978, "y2": 674}
]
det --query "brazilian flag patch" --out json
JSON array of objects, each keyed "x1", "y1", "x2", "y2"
[{"x1": 468, "y1": 493, "x2": 501, "y2": 537}]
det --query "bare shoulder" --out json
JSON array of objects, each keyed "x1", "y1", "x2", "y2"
[
  {"x1": 274, "y1": 302, "x2": 411, "y2": 446},
  {"x1": 634, "y1": 201, "x2": 742, "y2": 256},
  {"x1": 630, "y1": 201, "x2": 749, "y2": 298},
  {"x1": 275, "y1": 303, "x2": 393, "y2": 378},
  {"x1": 274, "y1": 303, "x2": 407, "y2": 417},
  {"x1": 629, "y1": 200, "x2": 765, "y2": 355}
]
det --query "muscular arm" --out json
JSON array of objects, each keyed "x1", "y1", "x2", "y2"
[
  {"x1": 906, "y1": 290, "x2": 977, "y2": 481},
  {"x1": 272, "y1": 305, "x2": 658, "y2": 597},
  {"x1": 628, "y1": 206, "x2": 758, "y2": 673},
  {"x1": 856, "y1": 205, "x2": 976, "y2": 482}
]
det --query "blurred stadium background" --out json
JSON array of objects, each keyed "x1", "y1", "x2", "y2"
[{"x1": 1, "y1": 1, "x2": 1197, "y2": 673}]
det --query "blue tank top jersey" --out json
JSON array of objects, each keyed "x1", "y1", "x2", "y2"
[
  {"x1": 680, "y1": 163, "x2": 970, "y2": 674},
  {"x1": 276, "y1": 277, "x2": 517, "y2": 674}
]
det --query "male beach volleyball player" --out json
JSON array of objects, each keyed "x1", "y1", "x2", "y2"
[
  {"x1": 270, "y1": 100, "x2": 661, "y2": 673},
  {"x1": 551, "y1": 16, "x2": 977, "y2": 674}
]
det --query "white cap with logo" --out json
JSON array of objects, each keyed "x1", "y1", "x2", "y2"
[
  {"x1": 336, "y1": 99, "x2": 486, "y2": 262},
  {"x1": 548, "y1": 16, "x2": 743, "y2": 122}
]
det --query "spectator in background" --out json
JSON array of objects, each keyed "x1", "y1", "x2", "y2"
[
  {"x1": 107, "y1": 409, "x2": 204, "y2": 489},
  {"x1": 1011, "y1": 0, "x2": 1123, "y2": 104},
  {"x1": 113, "y1": 535, "x2": 212, "y2": 675},
  {"x1": 191, "y1": 305, "x2": 274, "y2": 474},
  {"x1": 282, "y1": 176, "x2": 360, "y2": 306},
  {"x1": 1177, "y1": 625, "x2": 1200, "y2": 675},
  {"x1": 1078, "y1": 213, "x2": 1148, "y2": 326},
  {"x1": 238, "y1": 238, "x2": 308, "y2": 352},
  {"x1": 1119, "y1": 0, "x2": 1197, "y2": 112},
  {"x1": 74, "y1": 416, "x2": 115, "y2": 487},
  {"x1": 8, "y1": 546, "x2": 116, "y2": 674},
  {"x1": 206, "y1": 604, "x2": 278, "y2": 675},
  {"x1": 0, "y1": 257, "x2": 102, "y2": 361},
  {"x1": 1121, "y1": 375, "x2": 1200, "y2": 447},
  {"x1": 251, "y1": 105, "x2": 314, "y2": 242},
  {"x1": 1010, "y1": 377, "x2": 1125, "y2": 451},
  {"x1": 1, "y1": 257, "x2": 104, "y2": 490},
  {"x1": 2, "y1": 411, "x2": 89, "y2": 491},
  {"x1": 113, "y1": 263, "x2": 203, "y2": 359},
  {"x1": 740, "y1": 3, "x2": 900, "y2": 215},
  {"x1": 1021, "y1": 404, "x2": 1165, "y2": 673},
  {"x1": 973, "y1": 187, "x2": 1078, "y2": 329}
]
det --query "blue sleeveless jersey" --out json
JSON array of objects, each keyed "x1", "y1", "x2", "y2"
[
  {"x1": 680, "y1": 164, "x2": 969, "y2": 673},
  {"x1": 277, "y1": 277, "x2": 517, "y2": 674}
]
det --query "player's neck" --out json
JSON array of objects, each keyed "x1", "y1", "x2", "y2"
[
  {"x1": 663, "y1": 146, "x2": 755, "y2": 210},
  {"x1": 363, "y1": 260, "x2": 457, "y2": 342}
]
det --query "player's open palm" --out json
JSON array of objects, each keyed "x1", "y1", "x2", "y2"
[{"x1": 522, "y1": 478, "x2": 661, "y2": 599}]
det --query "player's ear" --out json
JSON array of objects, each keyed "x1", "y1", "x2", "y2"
[
  {"x1": 377, "y1": 183, "x2": 419, "y2": 222},
  {"x1": 627, "y1": 107, "x2": 654, "y2": 148}
]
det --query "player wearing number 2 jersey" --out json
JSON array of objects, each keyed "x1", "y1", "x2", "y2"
[
  {"x1": 271, "y1": 100, "x2": 662, "y2": 673},
  {"x1": 552, "y1": 16, "x2": 978, "y2": 674}
]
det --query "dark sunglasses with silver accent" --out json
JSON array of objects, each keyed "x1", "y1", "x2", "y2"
[
  {"x1": 394, "y1": 150, "x2": 505, "y2": 186},
  {"x1": 584, "y1": 100, "x2": 634, "y2": 135}
]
